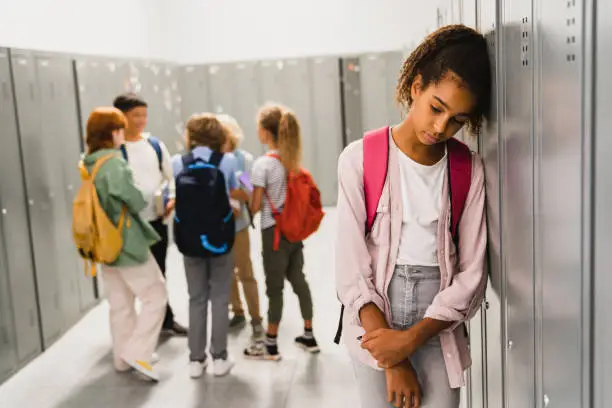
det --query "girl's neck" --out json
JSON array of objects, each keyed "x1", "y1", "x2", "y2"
[
  {"x1": 392, "y1": 116, "x2": 446, "y2": 165},
  {"x1": 267, "y1": 142, "x2": 279, "y2": 151}
]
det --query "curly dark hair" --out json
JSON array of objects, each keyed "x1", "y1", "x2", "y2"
[{"x1": 396, "y1": 24, "x2": 492, "y2": 134}]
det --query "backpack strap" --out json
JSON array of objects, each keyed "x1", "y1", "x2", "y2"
[
  {"x1": 363, "y1": 126, "x2": 390, "y2": 233},
  {"x1": 209, "y1": 151, "x2": 224, "y2": 167},
  {"x1": 147, "y1": 136, "x2": 163, "y2": 172},
  {"x1": 181, "y1": 152, "x2": 196, "y2": 168},
  {"x1": 335, "y1": 127, "x2": 389, "y2": 345},
  {"x1": 119, "y1": 144, "x2": 128, "y2": 161},
  {"x1": 447, "y1": 138, "x2": 472, "y2": 242}
]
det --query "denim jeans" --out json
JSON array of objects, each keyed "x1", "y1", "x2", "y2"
[{"x1": 352, "y1": 265, "x2": 460, "y2": 408}]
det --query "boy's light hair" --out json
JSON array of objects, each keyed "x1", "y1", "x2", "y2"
[{"x1": 216, "y1": 114, "x2": 244, "y2": 151}]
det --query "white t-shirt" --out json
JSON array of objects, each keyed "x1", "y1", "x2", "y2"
[
  {"x1": 123, "y1": 136, "x2": 175, "y2": 222},
  {"x1": 251, "y1": 150, "x2": 287, "y2": 230},
  {"x1": 396, "y1": 145, "x2": 447, "y2": 266}
]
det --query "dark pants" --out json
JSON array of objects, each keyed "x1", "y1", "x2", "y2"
[
  {"x1": 150, "y1": 218, "x2": 174, "y2": 329},
  {"x1": 262, "y1": 227, "x2": 313, "y2": 324}
]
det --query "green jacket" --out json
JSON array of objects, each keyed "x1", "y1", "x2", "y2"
[{"x1": 83, "y1": 149, "x2": 160, "y2": 267}]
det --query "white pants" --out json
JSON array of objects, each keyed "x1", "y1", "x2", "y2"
[{"x1": 102, "y1": 254, "x2": 168, "y2": 371}]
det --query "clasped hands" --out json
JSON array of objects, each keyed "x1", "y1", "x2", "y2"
[{"x1": 360, "y1": 327, "x2": 416, "y2": 369}]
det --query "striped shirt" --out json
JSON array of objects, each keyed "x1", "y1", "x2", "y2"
[{"x1": 251, "y1": 150, "x2": 287, "y2": 230}]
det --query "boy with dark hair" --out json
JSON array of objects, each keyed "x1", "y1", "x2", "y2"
[{"x1": 113, "y1": 93, "x2": 188, "y2": 337}]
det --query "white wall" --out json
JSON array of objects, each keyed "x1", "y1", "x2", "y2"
[
  {"x1": 168, "y1": 0, "x2": 442, "y2": 63},
  {"x1": 0, "y1": 0, "x2": 175, "y2": 60},
  {"x1": 0, "y1": 0, "x2": 442, "y2": 63}
]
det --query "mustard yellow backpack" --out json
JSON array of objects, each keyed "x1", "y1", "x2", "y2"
[{"x1": 72, "y1": 154, "x2": 128, "y2": 276}]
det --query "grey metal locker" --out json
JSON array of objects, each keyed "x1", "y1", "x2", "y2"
[
  {"x1": 535, "y1": 0, "x2": 587, "y2": 406},
  {"x1": 277, "y1": 59, "x2": 317, "y2": 179},
  {"x1": 207, "y1": 63, "x2": 234, "y2": 116},
  {"x1": 49, "y1": 57, "x2": 97, "y2": 313},
  {"x1": 310, "y1": 57, "x2": 343, "y2": 206},
  {"x1": 475, "y1": 2, "x2": 503, "y2": 407},
  {"x1": 158, "y1": 65, "x2": 183, "y2": 155},
  {"x1": 35, "y1": 54, "x2": 82, "y2": 327},
  {"x1": 594, "y1": 0, "x2": 612, "y2": 406},
  {"x1": 500, "y1": 5, "x2": 536, "y2": 407},
  {"x1": 259, "y1": 60, "x2": 284, "y2": 106},
  {"x1": 0, "y1": 226, "x2": 17, "y2": 382},
  {"x1": 10, "y1": 50, "x2": 64, "y2": 348},
  {"x1": 75, "y1": 58, "x2": 130, "y2": 134},
  {"x1": 359, "y1": 54, "x2": 391, "y2": 131},
  {"x1": 179, "y1": 65, "x2": 210, "y2": 121},
  {"x1": 0, "y1": 50, "x2": 42, "y2": 364},
  {"x1": 230, "y1": 62, "x2": 263, "y2": 157},
  {"x1": 0, "y1": 50, "x2": 20, "y2": 380},
  {"x1": 384, "y1": 51, "x2": 404, "y2": 126},
  {"x1": 340, "y1": 57, "x2": 363, "y2": 146}
]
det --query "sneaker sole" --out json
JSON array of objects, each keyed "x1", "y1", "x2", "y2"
[
  {"x1": 127, "y1": 360, "x2": 159, "y2": 382},
  {"x1": 189, "y1": 362, "x2": 208, "y2": 379},
  {"x1": 213, "y1": 363, "x2": 236, "y2": 377},
  {"x1": 244, "y1": 353, "x2": 283, "y2": 362},
  {"x1": 295, "y1": 342, "x2": 321, "y2": 354}
]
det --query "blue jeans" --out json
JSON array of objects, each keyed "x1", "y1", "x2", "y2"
[{"x1": 352, "y1": 265, "x2": 460, "y2": 408}]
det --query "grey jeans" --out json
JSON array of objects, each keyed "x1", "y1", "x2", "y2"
[
  {"x1": 352, "y1": 265, "x2": 460, "y2": 408},
  {"x1": 184, "y1": 253, "x2": 233, "y2": 361}
]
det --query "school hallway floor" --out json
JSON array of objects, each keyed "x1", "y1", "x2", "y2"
[{"x1": 0, "y1": 208, "x2": 365, "y2": 408}]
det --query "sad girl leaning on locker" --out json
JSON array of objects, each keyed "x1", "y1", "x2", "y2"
[{"x1": 335, "y1": 25, "x2": 492, "y2": 408}]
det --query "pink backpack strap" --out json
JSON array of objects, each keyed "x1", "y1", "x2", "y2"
[
  {"x1": 447, "y1": 138, "x2": 472, "y2": 240},
  {"x1": 363, "y1": 126, "x2": 390, "y2": 233}
]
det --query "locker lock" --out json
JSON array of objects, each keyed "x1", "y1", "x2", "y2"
[{"x1": 507, "y1": 340, "x2": 514, "y2": 350}]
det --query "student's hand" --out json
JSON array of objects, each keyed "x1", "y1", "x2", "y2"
[
  {"x1": 385, "y1": 361, "x2": 422, "y2": 407},
  {"x1": 361, "y1": 328, "x2": 413, "y2": 369},
  {"x1": 164, "y1": 199, "x2": 176, "y2": 217}
]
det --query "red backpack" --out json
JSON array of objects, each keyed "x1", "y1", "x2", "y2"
[
  {"x1": 333, "y1": 126, "x2": 472, "y2": 344},
  {"x1": 265, "y1": 153, "x2": 325, "y2": 250}
]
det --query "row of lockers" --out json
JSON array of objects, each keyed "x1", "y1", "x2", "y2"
[{"x1": 0, "y1": 47, "x2": 410, "y2": 383}]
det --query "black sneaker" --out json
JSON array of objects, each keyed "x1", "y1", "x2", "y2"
[
  {"x1": 295, "y1": 335, "x2": 320, "y2": 353},
  {"x1": 163, "y1": 321, "x2": 188, "y2": 337},
  {"x1": 229, "y1": 315, "x2": 247, "y2": 329}
]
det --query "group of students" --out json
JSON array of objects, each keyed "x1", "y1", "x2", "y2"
[
  {"x1": 76, "y1": 95, "x2": 322, "y2": 382},
  {"x1": 74, "y1": 24, "x2": 493, "y2": 408}
]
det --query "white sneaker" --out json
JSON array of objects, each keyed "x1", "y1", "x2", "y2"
[
  {"x1": 151, "y1": 352, "x2": 160, "y2": 365},
  {"x1": 213, "y1": 357, "x2": 235, "y2": 377},
  {"x1": 125, "y1": 359, "x2": 160, "y2": 382},
  {"x1": 189, "y1": 361, "x2": 207, "y2": 379}
]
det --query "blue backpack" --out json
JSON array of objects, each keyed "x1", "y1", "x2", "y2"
[{"x1": 173, "y1": 151, "x2": 235, "y2": 258}]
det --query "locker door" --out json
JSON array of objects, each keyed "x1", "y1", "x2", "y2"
[
  {"x1": 536, "y1": 0, "x2": 586, "y2": 406},
  {"x1": 178, "y1": 65, "x2": 210, "y2": 153},
  {"x1": 52, "y1": 57, "x2": 97, "y2": 312},
  {"x1": 475, "y1": 1, "x2": 504, "y2": 407},
  {"x1": 35, "y1": 54, "x2": 81, "y2": 327},
  {"x1": 501, "y1": 3, "x2": 536, "y2": 407},
  {"x1": 160, "y1": 65, "x2": 183, "y2": 155},
  {"x1": 310, "y1": 57, "x2": 342, "y2": 206},
  {"x1": 0, "y1": 50, "x2": 41, "y2": 364},
  {"x1": 359, "y1": 54, "x2": 389, "y2": 131},
  {"x1": 0, "y1": 220, "x2": 17, "y2": 382},
  {"x1": 278, "y1": 59, "x2": 316, "y2": 177},
  {"x1": 340, "y1": 57, "x2": 363, "y2": 145},
  {"x1": 0, "y1": 49, "x2": 20, "y2": 380},
  {"x1": 11, "y1": 50, "x2": 64, "y2": 348},
  {"x1": 231, "y1": 62, "x2": 263, "y2": 157},
  {"x1": 384, "y1": 51, "x2": 404, "y2": 126},
  {"x1": 208, "y1": 64, "x2": 234, "y2": 115},
  {"x1": 179, "y1": 65, "x2": 210, "y2": 121},
  {"x1": 594, "y1": 0, "x2": 612, "y2": 406},
  {"x1": 259, "y1": 60, "x2": 284, "y2": 106}
]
